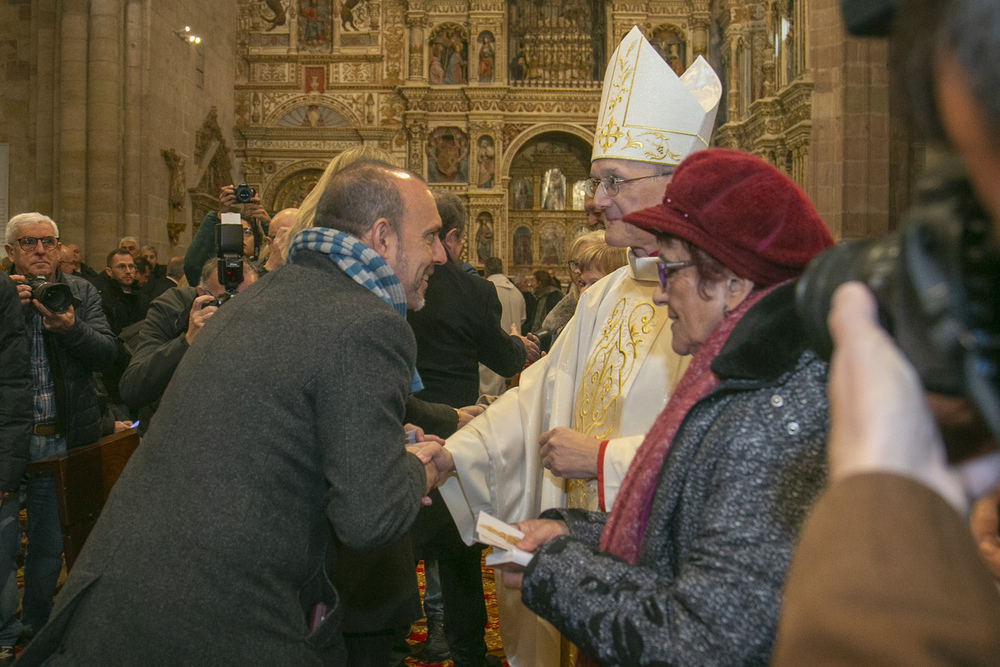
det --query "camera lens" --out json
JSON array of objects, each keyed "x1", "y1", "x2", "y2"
[{"x1": 30, "y1": 280, "x2": 73, "y2": 314}]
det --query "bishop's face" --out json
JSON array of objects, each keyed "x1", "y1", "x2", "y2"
[{"x1": 589, "y1": 158, "x2": 672, "y2": 257}]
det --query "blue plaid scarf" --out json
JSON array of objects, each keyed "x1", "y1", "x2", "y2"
[{"x1": 288, "y1": 227, "x2": 423, "y2": 393}]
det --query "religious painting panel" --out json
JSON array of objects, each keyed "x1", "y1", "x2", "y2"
[
  {"x1": 507, "y1": 0, "x2": 604, "y2": 83},
  {"x1": 475, "y1": 212, "x2": 494, "y2": 263},
  {"x1": 476, "y1": 135, "x2": 495, "y2": 188},
  {"x1": 513, "y1": 226, "x2": 533, "y2": 266},
  {"x1": 539, "y1": 223, "x2": 565, "y2": 266},
  {"x1": 571, "y1": 179, "x2": 587, "y2": 210},
  {"x1": 652, "y1": 24, "x2": 687, "y2": 76},
  {"x1": 511, "y1": 178, "x2": 533, "y2": 210},
  {"x1": 541, "y1": 168, "x2": 566, "y2": 210},
  {"x1": 426, "y1": 127, "x2": 469, "y2": 183},
  {"x1": 428, "y1": 24, "x2": 468, "y2": 85},
  {"x1": 477, "y1": 31, "x2": 495, "y2": 84},
  {"x1": 339, "y1": 0, "x2": 374, "y2": 47},
  {"x1": 273, "y1": 169, "x2": 324, "y2": 210},
  {"x1": 298, "y1": 0, "x2": 332, "y2": 51}
]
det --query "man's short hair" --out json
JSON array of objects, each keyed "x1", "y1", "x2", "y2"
[
  {"x1": 434, "y1": 192, "x2": 466, "y2": 241},
  {"x1": 199, "y1": 257, "x2": 258, "y2": 290},
  {"x1": 107, "y1": 248, "x2": 133, "y2": 268},
  {"x1": 135, "y1": 257, "x2": 151, "y2": 274},
  {"x1": 6, "y1": 213, "x2": 58, "y2": 245},
  {"x1": 120, "y1": 236, "x2": 138, "y2": 247},
  {"x1": 166, "y1": 257, "x2": 185, "y2": 281},
  {"x1": 484, "y1": 256, "x2": 503, "y2": 276},
  {"x1": 313, "y1": 161, "x2": 414, "y2": 239}
]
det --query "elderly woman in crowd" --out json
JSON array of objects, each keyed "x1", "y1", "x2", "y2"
[{"x1": 502, "y1": 149, "x2": 835, "y2": 666}]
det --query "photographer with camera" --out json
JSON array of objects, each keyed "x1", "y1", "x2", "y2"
[
  {"x1": 2, "y1": 212, "x2": 117, "y2": 644},
  {"x1": 119, "y1": 257, "x2": 258, "y2": 436},
  {"x1": 772, "y1": 0, "x2": 1000, "y2": 663},
  {"x1": 182, "y1": 183, "x2": 269, "y2": 286}
]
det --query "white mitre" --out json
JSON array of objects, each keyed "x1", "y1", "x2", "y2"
[{"x1": 593, "y1": 26, "x2": 722, "y2": 166}]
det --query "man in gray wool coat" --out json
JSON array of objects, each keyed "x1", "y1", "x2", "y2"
[{"x1": 18, "y1": 161, "x2": 453, "y2": 666}]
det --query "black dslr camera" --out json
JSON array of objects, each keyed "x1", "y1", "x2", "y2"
[
  {"x1": 25, "y1": 275, "x2": 74, "y2": 314},
  {"x1": 214, "y1": 215, "x2": 245, "y2": 305},
  {"x1": 797, "y1": 157, "x2": 1000, "y2": 445},
  {"x1": 234, "y1": 183, "x2": 256, "y2": 204}
]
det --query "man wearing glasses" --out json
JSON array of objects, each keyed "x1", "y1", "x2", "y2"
[
  {"x1": 436, "y1": 27, "x2": 722, "y2": 666},
  {"x1": 2, "y1": 212, "x2": 117, "y2": 645}
]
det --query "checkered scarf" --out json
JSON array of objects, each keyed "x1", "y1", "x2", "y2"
[{"x1": 287, "y1": 227, "x2": 423, "y2": 393}]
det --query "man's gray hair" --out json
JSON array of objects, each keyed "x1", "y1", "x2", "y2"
[
  {"x1": 166, "y1": 257, "x2": 185, "y2": 281},
  {"x1": 434, "y1": 191, "x2": 466, "y2": 241},
  {"x1": 313, "y1": 161, "x2": 413, "y2": 239},
  {"x1": 120, "y1": 236, "x2": 139, "y2": 246},
  {"x1": 141, "y1": 244, "x2": 157, "y2": 257},
  {"x1": 6, "y1": 213, "x2": 59, "y2": 245},
  {"x1": 199, "y1": 257, "x2": 258, "y2": 290}
]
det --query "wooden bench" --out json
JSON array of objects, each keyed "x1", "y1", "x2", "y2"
[{"x1": 25, "y1": 429, "x2": 141, "y2": 571}]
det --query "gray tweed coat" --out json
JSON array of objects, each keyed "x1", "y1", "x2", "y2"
[
  {"x1": 521, "y1": 283, "x2": 829, "y2": 667},
  {"x1": 18, "y1": 250, "x2": 427, "y2": 666}
]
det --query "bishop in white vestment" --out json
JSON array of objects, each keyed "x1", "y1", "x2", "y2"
[{"x1": 438, "y1": 27, "x2": 723, "y2": 666}]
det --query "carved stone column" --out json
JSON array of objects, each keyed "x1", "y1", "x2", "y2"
[
  {"x1": 57, "y1": 0, "x2": 90, "y2": 243},
  {"x1": 404, "y1": 116, "x2": 428, "y2": 175},
  {"x1": 690, "y1": 16, "x2": 710, "y2": 59},
  {"x1": 406, "y1": 4, "x2": 427, "y2": 82},
  {"x1": 87, "y1": 0, "x2": 125, "y2": 253}
]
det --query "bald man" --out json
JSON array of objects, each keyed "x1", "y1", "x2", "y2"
[{"x1": 262, "y1": 208, "x2": 299, "y2": 273}]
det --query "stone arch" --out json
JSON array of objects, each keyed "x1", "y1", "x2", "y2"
[
  {"x1": 263, "y1": 95, "x2": 362, "y2": 128},
  {"x1": 501, "y1": 123, "x2": 594, "y2": 179}
]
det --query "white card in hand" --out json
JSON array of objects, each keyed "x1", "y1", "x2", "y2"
[{"x1": 475, "y1": 512, "x2": 524, "y2": 550}]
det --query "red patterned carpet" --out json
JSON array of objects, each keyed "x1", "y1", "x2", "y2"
[{"x1": 404, "y1": 558, "x2": 509, "y2": 667}]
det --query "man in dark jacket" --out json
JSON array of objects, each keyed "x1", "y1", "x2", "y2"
[
  {"x1": 3, "y1": 212, "x2": 117, "y2": 639},
  {"x1": 0, "y1": 273, "x2": 31, "y2": 661},
  {"x1": 119, "y1": 258, "x2": 258, "y2": 435},
  {"x1": 16, "y1": 162, "x2": 452, "y2": 666},
  {"x1": 406, "y1": 192, "x2": 538, "y2": 667}
]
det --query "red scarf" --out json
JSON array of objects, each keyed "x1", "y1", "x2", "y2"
[{"x1": 574, "y1": 285, "x2": 778, "y2": 667}]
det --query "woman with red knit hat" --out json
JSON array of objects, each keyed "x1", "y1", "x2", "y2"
[{"x1": 501, "y1": 148, "x2": 835, "y2": 666}]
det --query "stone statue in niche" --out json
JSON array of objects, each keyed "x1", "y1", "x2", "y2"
[
  {"x1": 539, "y1": 224, "x2": 564, "y2": 265},
  {"x1": 476, "y1": 136, "x2": 495, "y2": 188},
  {"x1": 429, "y1": 25, "x2": 467, "y2": 85},
  {"x1": 478, "y1": 32, "x2": 495, "y2": 83},
  {"x1": 429, "y1": 44, "x2": 445, "y2": 84},
  {"x1": 541, "y1": 168, "x2": 566, "y2": 210},
  {"x1": 571, "y1": 179, "x2": 586, "y2": 210},
  {"x1": 652, "y1": 25, "x2": 686, "y2": 76},
  {"x1": 513, "y1": 226, "x2": 533, "y2": 266},
  {"x1": 426, "y1": 127, "x2": 469, "y2": 183},
  {"x1": 475, "y1": 212, "x2": 494, "y2": 263},
  {"x1": 511, "y1": 178, "x2": 533, "y2": 210}
]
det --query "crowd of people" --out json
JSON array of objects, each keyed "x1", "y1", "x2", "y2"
[{"x1": 0, "y1": 0, "x2": 999, "y2": 664}]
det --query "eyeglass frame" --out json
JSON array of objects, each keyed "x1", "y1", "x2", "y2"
[
  {"x1": 12, "y1": 236, "x2": 60, "y2": 251},
  {"x1": 584, "y1": 171, "x2": 672, "y2": 198},
  {"x1": 657, "y1": 260, "x2": 695, "y2": 289}
]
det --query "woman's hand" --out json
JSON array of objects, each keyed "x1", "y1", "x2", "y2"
[{"x1": 499, "y1": 519, "x2": 569, "y2": 589}]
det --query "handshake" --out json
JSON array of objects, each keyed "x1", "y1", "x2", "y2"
[{"x1": 404, "y1": 425, "x2": 456, "y2": 499}]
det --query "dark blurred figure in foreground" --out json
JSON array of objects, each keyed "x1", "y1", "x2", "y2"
[{"x1": 773, "y1": 0, "x2": 1000, "y2": 663}]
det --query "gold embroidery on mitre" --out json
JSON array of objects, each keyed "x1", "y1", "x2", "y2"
[
  {"x1": 573, "y1": 297, "x2": 657, "y2": 440},
  {"x1": 596, "y1": 41, "x2": 639, "y2": 155}
]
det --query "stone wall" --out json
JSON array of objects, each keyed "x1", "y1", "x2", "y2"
[{"x1": 0, "y1": 0, "x2": 237, "y2": 266}]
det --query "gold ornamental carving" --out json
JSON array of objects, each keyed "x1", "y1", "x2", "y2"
[{"x1": 573, "y1": 297, "x2": 657, "y2": 442}]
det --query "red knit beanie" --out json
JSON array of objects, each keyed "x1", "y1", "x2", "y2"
[{"x1": 624, "y1": 148, "x2": 834, "y2": 286}]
